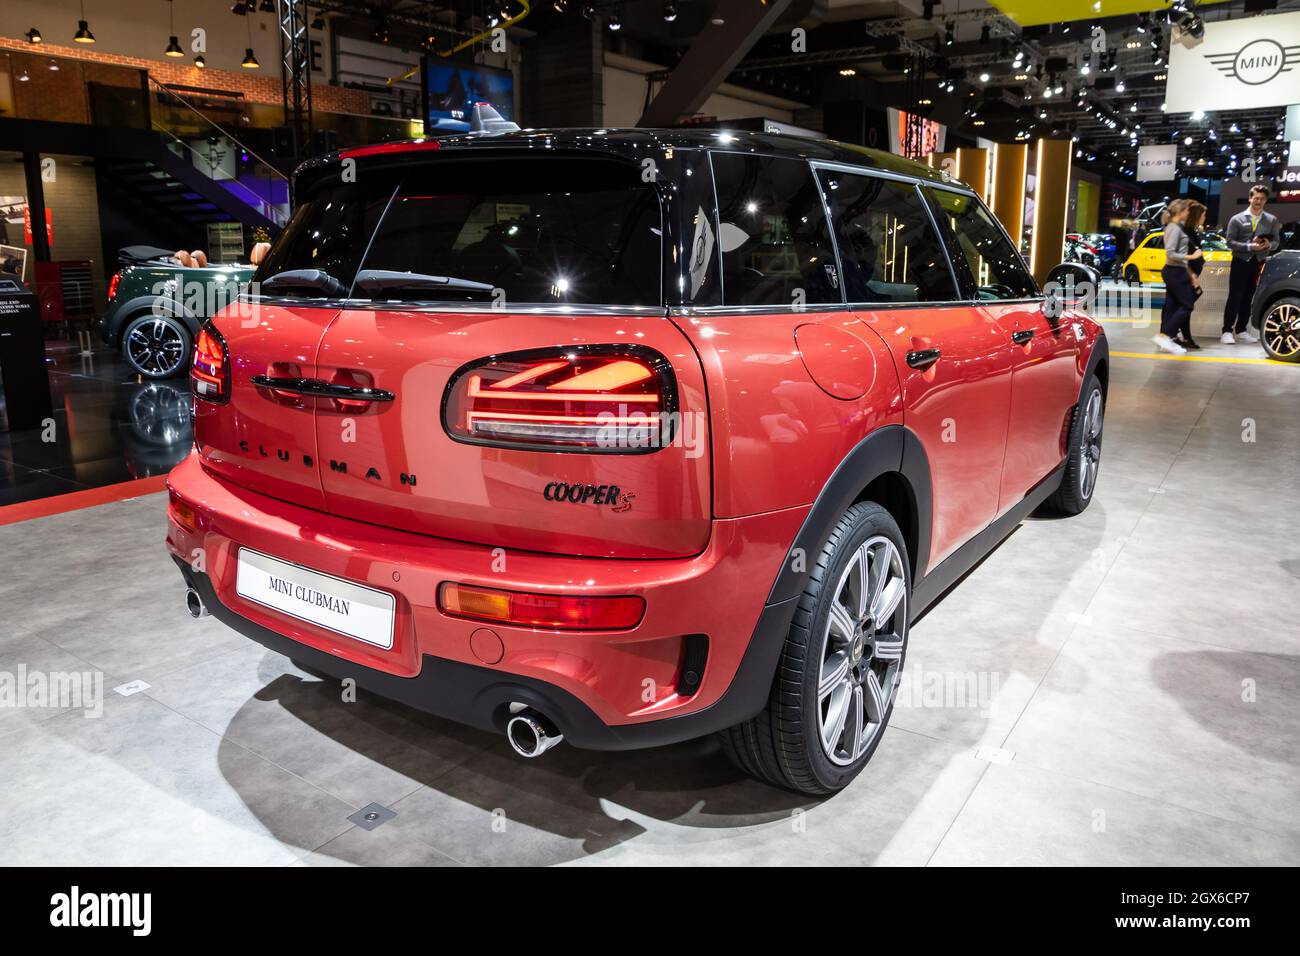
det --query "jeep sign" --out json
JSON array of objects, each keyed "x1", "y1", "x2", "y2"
[
  {"x1": 1165, "y1": 11, "x2": 1300, "y2": 113},
  {"x1": 1137, "y1": 145, "x2": 1179, "y2": 182}
]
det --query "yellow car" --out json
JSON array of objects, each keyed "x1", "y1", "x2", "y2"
[{"x1": 1122, "y1": 233, "x2": 1232, "y2": 284}]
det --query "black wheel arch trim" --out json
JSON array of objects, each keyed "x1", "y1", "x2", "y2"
[{"x1": 765, "y1": 423, "x2": 932, "y2": 608}]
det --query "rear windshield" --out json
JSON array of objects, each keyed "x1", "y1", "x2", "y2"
[{"x1": 254, "y1": 156, "x2": 662, "y2": 307}]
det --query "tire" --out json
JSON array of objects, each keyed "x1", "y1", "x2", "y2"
[
  {"x1": 720, "y1": 501, "x2": 910, "y2": 795},
  {"x1": 1124, "y1": 265, "x2": 1140, "y2": 285},
  {"x1": 1259, "y1": 297, "x2": 1300, "y2": 364},
  {"x1": 1037, "y1": 374, "x2": 1104, "y2": 517},
  {"x1": 122, "y1": 313, "x2": 192, "y2": 379}
]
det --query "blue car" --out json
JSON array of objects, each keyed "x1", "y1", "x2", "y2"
[{"x1": 1082, "y1": 233, "x2": 1119, "y2": 278}]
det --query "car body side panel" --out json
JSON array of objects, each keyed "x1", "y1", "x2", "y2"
[
  {"x1": 986, "y1": 300, "x2": 1082, "y2": 513},
  {"x1": 856, "y1": 304, "x2": 1015, "y2": 569},
  {"x1": 668, "y1": 308, "x2": 903, "y2": 519}
]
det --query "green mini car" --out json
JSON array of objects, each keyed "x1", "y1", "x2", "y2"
[{"x1": 100, "y1": 246, "x2": 254, "y2": 378}]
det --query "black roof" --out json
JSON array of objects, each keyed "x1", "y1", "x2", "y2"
[{"x1": 297, "y1": 127, "x2": 963, "y2": 191}]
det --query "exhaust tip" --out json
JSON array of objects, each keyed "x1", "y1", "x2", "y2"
[
  {"x1": 185, "y1": 587, "x2": 209, "y2": 619},
  {"x1": 506, "y1": 710, "x2": 563, "y2": 758}
]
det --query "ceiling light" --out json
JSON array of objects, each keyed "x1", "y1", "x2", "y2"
[
  {"x1": 840, "y1": 68, "x2": 857, "y2": 76},
  {"x1": 194, "y1": 54, "x2": 206, "y2": 68},
  {"x1": 48, "y1": 59, "x2": 59, "y2": 71},
  {"x1": 242, "y1": 47, "x2": 260, "y2": 68},
  {"x1": 662, "y1": 0, "x2": 676, "y2": 20},
  {"x1": 979, "y1": 72, "x2": 990, "y2": 82},
  {"x1": 74, "y1": 20, "x2": 95, "y2": 43},
  {"x1": 608, "y1": 11, "x2": 622, "y2": 30},
  {"x1": 26, "y1": 27, "x2": 42, "y2": 43}
]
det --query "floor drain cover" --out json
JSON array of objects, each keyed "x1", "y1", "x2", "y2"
[{"x1": 348, "y1": 803, "x2": 396, "y2": 830}]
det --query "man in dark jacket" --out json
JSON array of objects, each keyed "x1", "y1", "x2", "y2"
[{"x1": 1222, "y1": 185, "x2": 1282, "y2": 344}]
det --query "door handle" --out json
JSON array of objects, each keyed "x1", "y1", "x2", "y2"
[
  {"x1": 1011, "y1": 329, "x2": 1035, "y2": 345},
  {"x1": 251, "y1": 375, "x2": 396, "y2": 402},
  {"x1": 906, "y1": 348, "x2": 941, "y2": 370}
]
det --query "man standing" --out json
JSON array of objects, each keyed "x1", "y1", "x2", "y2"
[{"x1": 1221, "y1": 185, "x2": 1281, "y2": 344}]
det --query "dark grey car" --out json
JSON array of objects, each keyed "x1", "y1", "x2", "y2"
[{"x1": 1251, "y1": 227, "x2": 1300, "y2": 363}]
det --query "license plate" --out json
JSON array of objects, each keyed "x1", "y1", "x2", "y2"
[{"x1": 235, "y1": 549, "x2": 396, "y2": 649}]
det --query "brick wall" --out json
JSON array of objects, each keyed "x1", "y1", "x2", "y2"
[{"x1": 0, "y1": 39, "x2": 370, "y2": 115}]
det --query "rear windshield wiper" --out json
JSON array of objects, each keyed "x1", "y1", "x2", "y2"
[
  {"x1": 260, "y1": 269, "x2": 347, "y2": 298},
  {"x1": 352, "y1": 269, "x2": 496, "y2": 298}
]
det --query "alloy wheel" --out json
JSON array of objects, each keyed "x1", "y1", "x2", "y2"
[
  {"x1": 1079, "y1": 386, "x2": 1103, "y2": 500},
  {"x1": 818, "y1": 535, "x2": 906, "y2": 767},
  {"x1": 1261, "y1": 303, "x2": 1300, "y2": 361},
  {"x1": 126, "y1": 318, "x2": 187, "y2": 377}
]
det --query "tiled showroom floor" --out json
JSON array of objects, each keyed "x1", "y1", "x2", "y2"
[{"x1": 1, "y1": 310, "x2": 1297, "y2": 866}]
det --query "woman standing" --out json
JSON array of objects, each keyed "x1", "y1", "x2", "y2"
[
  {"x1": 1176, "y1": 201, "x2": 1208, "y2": 350},
  {"x1": 1153, "y1": 199, "x2": 1202, "y2": 355}
]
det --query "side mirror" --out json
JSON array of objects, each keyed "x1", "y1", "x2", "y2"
[{"x1": 1043, "y1": 261, "x2": 1099, "y2": 318}]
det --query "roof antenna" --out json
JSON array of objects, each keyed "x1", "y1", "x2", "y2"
[{"x1": 469, "y1": 102, "x2": 520, "y2": 134}]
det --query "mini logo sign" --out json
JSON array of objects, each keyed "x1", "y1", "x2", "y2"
[{"x1": 1205, "y1": 39, "x2": 1300, "y2": 86}]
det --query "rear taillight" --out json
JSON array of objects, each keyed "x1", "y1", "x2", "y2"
[
  {"x1": 191, "y1": 324, "x2": 230, "y2": 404},
  {"x1": 438, "y1": 582, "x2": 645, "y2": 631},
  {"x1": 168, "y1": 491, "x2": 197, "y2": 532},
  {"x1": 442, "y1": 346, "x2": 677, "y2": 453},
  {"x1": 107, "y1": 271, "x2": 122, "y2": 302}
]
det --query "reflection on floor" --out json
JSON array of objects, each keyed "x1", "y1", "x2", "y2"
[
  {"x1": 0, "y1": 341, "x2": 191, "y2": 507},
  {"x1": 0, "y1": 312, "x2": 1296, "y2": 865}
]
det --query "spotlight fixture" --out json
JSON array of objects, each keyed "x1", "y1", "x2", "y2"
[
  {"x1": 979, "y1": 71, "x2": 990, "y2": 82},
  {"x1": 242, "y1": 47, "x2": 259, "y2": 68},
  {"x1": 258, "y1": 0, "x2": 275, "y2": 12},
  {"x1": 662, "y1": 0, "x2": 677, "y2": 20},
  {"x1": 582, "y1": 4, "x2": 594, "y2": 19},
  {"x1": 164, "y1": 0, "x2": 185, "y2": 57},
  {"x1": 74, "y1": 0, "x2": 96, "y2": 46},
  {"x1": 26, "y1": 27, "x2": 42, "y2": 43},
  {"x1": 1115, "y1": 77, "x2": 1126, "y2": 92},
  {"x1": 17, "y1": 69, "x2": 31, "y2": 83},
  {"x1": 194, "y1": 54, "x2": 206, "y2": 68},
  {"x1": 840, "y1": 67, "x2": 857, "y2": 76},
  {"x1": 944, "y1": 21, "x2": 955, "y2": 46},
  {"x1": 1172, "y1": 5, "x2": 1206, "y2": 49},
  {"x1": 231, "y1": 2, "x2": 247, "y2": 14},
  {"x1": 608, "y1": 10, "x2": 622, "y2": 30}
]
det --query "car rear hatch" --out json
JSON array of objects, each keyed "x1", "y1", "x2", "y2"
[{"x1": 196, "y1": 149, "x2": 710, "y2": 559}]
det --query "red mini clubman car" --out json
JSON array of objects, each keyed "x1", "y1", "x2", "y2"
[{"x1": 166, "y1": 129, "x2": 1107, "y2": 795}]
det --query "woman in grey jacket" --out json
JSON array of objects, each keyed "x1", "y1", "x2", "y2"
[{"x1": 1154, "y1": 199, "x2": 1203, "y2": 355}]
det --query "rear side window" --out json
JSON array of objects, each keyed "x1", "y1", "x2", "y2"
[
  {"x1": 257, "y1": 157, "x2": 661, "y2": 306},
  {"x1": 1144, "y1": 233, "x2": 1164, "y2": 250},
  {"x1": 924, "y1": 188, "x2": 1038, "y2": 300},
  {"x1": 712, "y1": 153, "x2": 840, "y2": 306},
  {"x1": 817, "y1": 171, "x2": 956, "y2": 303},
  {"x1": 254, "y1": 172, "x2": 400, "y2": 291}
]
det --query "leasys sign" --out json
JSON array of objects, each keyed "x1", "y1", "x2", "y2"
[
  {"x1": 1137, "y1": 145, "x2": 1178, "y2": 181},
  {"x1": 1165, "y1": 11, "x2": 1300, "y2": 112}
]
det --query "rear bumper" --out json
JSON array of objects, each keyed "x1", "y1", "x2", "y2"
[{"x1": 165, "y1": 453, "x2": 807, "y2": 749}]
